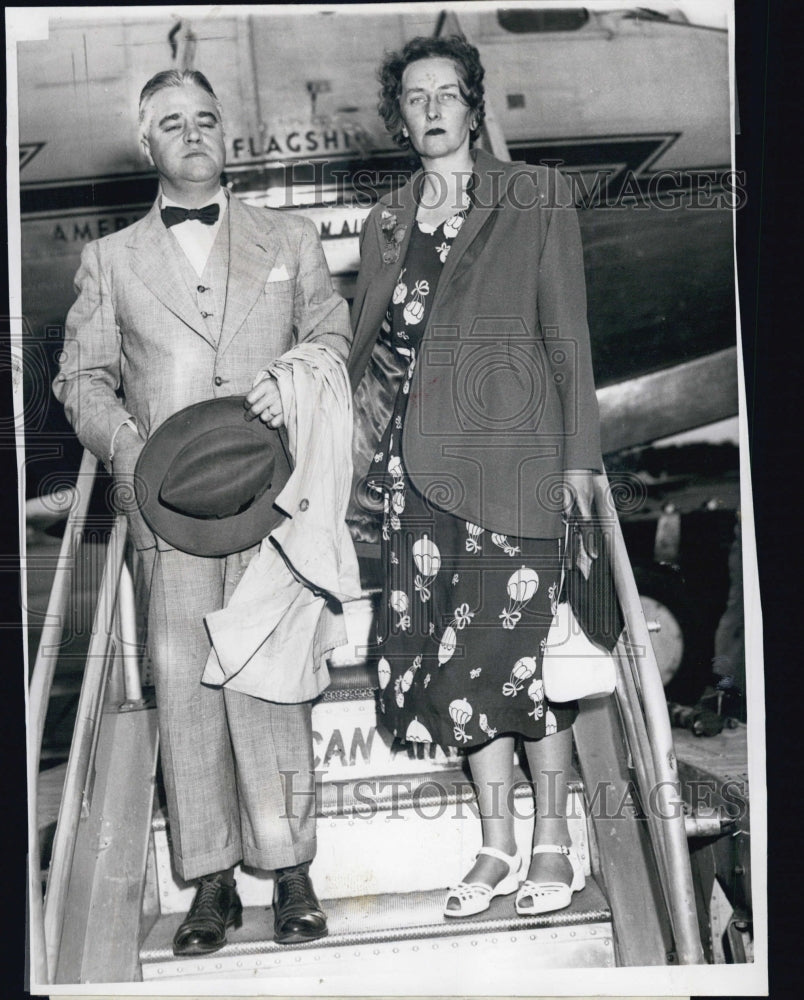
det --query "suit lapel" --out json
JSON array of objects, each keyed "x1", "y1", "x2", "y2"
[
  {"x1": 353, "y1": 181, "x2": 418, "y2": 349},
  {"x1": 354, "y1": 152, "x2": 516, "y2": 345},
  {"x1": 128, "y1": 202, "x2": 216, "y2": 347},
  {"x1": 430, "y1": 149, "x2": 516, "y2": 311},
  {"x1": 217, "y1": 195, "x2": 281, "y2": 356}
]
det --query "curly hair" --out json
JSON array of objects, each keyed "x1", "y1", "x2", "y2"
[{"x1": 377, "y1": 36, "x2": 486, "y2": 150}]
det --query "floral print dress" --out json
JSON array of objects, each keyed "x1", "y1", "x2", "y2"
[{"x1": 367, "y1": 205, "x2": 577, "y2": 754}]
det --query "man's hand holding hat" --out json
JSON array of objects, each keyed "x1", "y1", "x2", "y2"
[
  {"x1": 245, "y1": 374, "x2": 284, "y2": 428},
  {"x1": 133, "y1": 396, "x2": 293, "y2": 557}
]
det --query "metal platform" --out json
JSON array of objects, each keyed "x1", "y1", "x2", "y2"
[{"x1": 140, "y1": 878, "x2": 614, "y2": 981}]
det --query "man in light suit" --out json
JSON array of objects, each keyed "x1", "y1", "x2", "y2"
[{"x1": 54, "y1": 70, "x2": 351, "y2": 954}]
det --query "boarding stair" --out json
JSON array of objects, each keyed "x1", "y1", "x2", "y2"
[{"x1": 28, "y1": 444, "x2": 709, "y2": 987}]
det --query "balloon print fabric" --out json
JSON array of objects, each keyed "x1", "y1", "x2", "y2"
[{"x1": 366, "y1": 215, "x2": 577, "y2": 753}]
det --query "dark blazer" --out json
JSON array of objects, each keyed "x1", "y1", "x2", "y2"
[{"x1": 348, "y1": 148, "x2": 603, "y2": 539}]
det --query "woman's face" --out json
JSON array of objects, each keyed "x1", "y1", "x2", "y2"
[{"x1": 399, "y1": 57, "x2": 474, "y2": 161}]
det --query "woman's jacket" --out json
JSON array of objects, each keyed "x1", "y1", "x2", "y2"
[{"x1": 348, "y1": 148, "x2": 603, "y2": 540}]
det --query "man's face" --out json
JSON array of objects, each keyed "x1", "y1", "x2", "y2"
[{"x1": 141, "y1": 84, "x2": 225, "y2": 194}]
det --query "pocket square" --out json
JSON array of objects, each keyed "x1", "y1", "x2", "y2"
[{"x1": 266, "y1": 264, "x2": 290, "y2": 283}]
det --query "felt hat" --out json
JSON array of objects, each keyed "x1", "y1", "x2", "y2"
[{"x1": 134, "y1": 396, "x2": 292, "y2": 557}]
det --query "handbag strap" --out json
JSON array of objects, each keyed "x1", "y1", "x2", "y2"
[{"x1": 558, "y1": 517, "x2": 571, "y2": 602}]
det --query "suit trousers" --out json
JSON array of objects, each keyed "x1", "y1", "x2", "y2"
[{"x1": 146, "y1": 545, "x2": 317, "y2": 881}]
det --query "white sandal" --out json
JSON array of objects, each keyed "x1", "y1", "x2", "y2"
[
  {"x1": 444, "y1": 846, "x2": 524, "y2": 918},
  {"x1": 515, "y1": 844, "x2": 585, "y2": 916}
]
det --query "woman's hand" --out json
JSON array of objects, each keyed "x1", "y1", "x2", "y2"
[
  {"x1": 563, "y1": 469, "x2": 599, "y2": 572},
  {"x1": 245, "y1": 375, "x2": 284, "y2": 428}
]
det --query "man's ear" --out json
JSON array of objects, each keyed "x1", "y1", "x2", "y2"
[{"x1": 140, "y1": 135, "x2": 154, "y2": 167}]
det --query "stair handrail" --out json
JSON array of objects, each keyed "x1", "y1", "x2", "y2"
[
  {"x1": 594, "y1": 473, "x2": 704, "y2": 964},
  {"x1": 28, "y1": 449, "x2": 141, "y2": 985},
  {"x1": 27, "y1": 449, "x2": 97, "y2": 984},
  {"x1": 42, "y1": 510, "x2": 130, "y2": 979}
]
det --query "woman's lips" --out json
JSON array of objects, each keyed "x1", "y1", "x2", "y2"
[{"x1": 425, "y1": 127, "x2": 446, "y2": 135}]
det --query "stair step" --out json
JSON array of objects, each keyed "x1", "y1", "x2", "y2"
[
  {"x1": 140, "y1": 878, "x2": 614, "y2": 981},
  {"x1": 312, "y1": 689, "x2": 458, "y2": 780},
  {"x1": 152, "y1": 768, "x2": 592, "y2": 910},
  {"x1": 315, "y1": 659, "x2": 460, "y2": 779}
]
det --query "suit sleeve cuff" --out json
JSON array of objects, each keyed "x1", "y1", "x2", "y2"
[{"x1": 109, "y1": 418, "x2": 138, "y2": 465}]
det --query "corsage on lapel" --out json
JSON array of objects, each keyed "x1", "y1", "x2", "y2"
[{"x1": 380, "y1": 210, "x2": 407, "y2": 265}]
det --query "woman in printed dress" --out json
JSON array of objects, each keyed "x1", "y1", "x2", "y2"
[{"x1": 348, "y1": 36, "x2": 604, "y2": 918}]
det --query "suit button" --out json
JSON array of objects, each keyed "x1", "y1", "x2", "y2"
[
  {"x1": 214, "y1": 376, "x2": 223, "y2": 386},
  {"x1": 299, "y1": 498, "x2": 309, "y2": 512},
  {"x1": 197, "y1": 284, "x2": 207, "y2": 293}
]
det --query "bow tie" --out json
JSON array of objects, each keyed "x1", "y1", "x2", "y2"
[{"x1": 161, "y1": 203, "x2": 220, "y2": 228}]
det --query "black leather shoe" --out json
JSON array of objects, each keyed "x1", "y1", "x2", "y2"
[
  {"x1": 273, "y1": 865, "x2": 328, "y2": 944},
  {"x1": 172, "y1": 875, "x2": 243, "y2": 956}
]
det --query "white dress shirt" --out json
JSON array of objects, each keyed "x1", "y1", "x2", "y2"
[{"x1": 161, "y1": 187, "x2": 228, "y2": 276}]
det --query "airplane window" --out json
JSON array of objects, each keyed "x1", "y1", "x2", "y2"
[{"x1": 497, "y1": 9, "x2": 589, "y2": 33}]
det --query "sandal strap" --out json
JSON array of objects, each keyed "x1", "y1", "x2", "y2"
[
  {"x1": 519, "y1": 879, "x2": 568, "y2": 894},
  {"x1": 477, "y1": 845, "x2": 520, "y2": 870},
  {"x1": 531, "y1": 843, "x2": 572, "y2": 857},
  {"x1": 448, "y1": 881, "x2": 492, "y2": 898}
]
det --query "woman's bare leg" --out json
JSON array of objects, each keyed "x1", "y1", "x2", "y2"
[
  {"x1": 444, "y1": 735, "x2": 517, "y2": 907},
  {"x1": 522, "y1": 726, "x2": 575, "y2": 884}
]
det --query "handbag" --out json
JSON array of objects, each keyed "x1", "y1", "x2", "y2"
[
  {"x1": 541, "y1": 519, "x2": 620, "y2": 703},
  {"x1": 542, "y1": 599, "x2": 617, "y2": 702}
]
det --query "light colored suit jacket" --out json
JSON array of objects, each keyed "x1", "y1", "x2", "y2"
[{"x1": 54, "y1": 193, "x2": 351, "y2": 467}]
